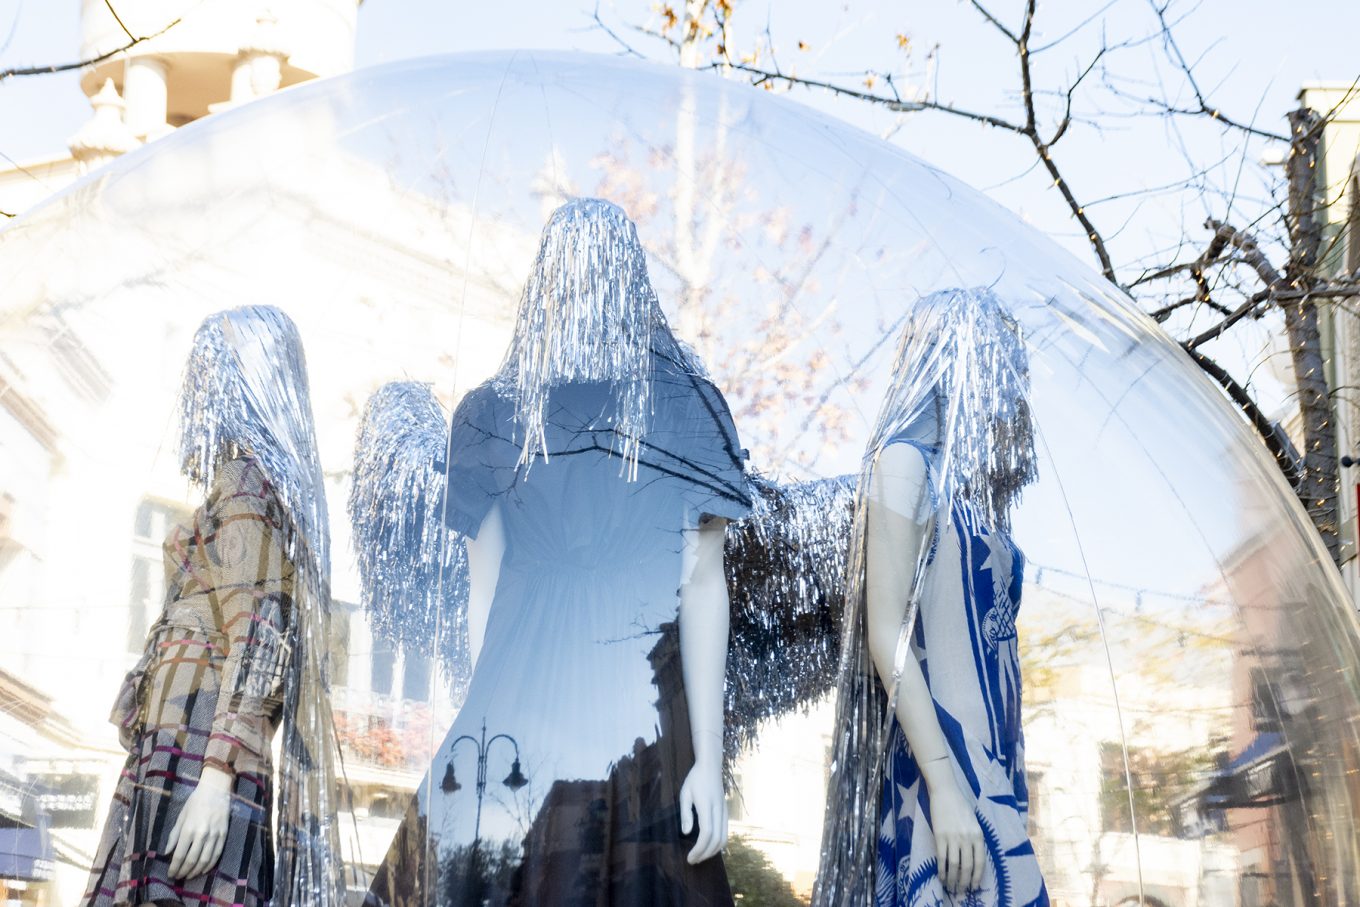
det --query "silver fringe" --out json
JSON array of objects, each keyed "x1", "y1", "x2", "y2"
[
  {"x1": 176, "y1": 305, "x2": 344, "y2": 907},
  {"x1": 495, "y1": 197, "x2": 701, "y2": 475},
  {"x1": 723, "y1": 472, "x2": 856, "y2": 770},
  {"x1": 814, "y1": 286, "x2": 1038, "y2": 906},
  {"x1": 349, "y1": 381, "x2": 471, "y2": 699}
]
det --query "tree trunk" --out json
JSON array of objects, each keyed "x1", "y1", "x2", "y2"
[{"x1": 1284, "y1": 107, "x2": 1340, "y2": 565}]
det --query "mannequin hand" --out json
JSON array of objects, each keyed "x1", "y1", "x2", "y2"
[
  {"x1": 678, "y1": 761, "x2": 727, "y2": 864},
  {"x1": 167, "y1": 765, "x2": 232, "y2": 880},
  {"x1": 925, "y1": 770, "x2": 985, "y2": 895}
]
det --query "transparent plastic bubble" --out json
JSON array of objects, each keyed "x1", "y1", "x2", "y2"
[{"x1": 1, "y1": 50, "x2": 1358, "y2": 906}]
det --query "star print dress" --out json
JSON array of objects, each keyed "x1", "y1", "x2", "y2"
[{"x1": 875, "y1": 441, "x2": 1048, "y2": 907}]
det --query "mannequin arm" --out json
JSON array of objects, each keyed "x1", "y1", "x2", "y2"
[
  {"x1": 677, "y1": 515, "x2": 730, "y2": 865},
  {"x1": 865, "y1": 443, "x2": 984, "y2": 894},
  {"x1": 465, "y1": 502, "x2": 505, "y2": 668}
]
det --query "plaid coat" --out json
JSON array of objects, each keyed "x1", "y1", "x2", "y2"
[{"x1": 84, "y1": 457, "x2": 295, "y2": 907}]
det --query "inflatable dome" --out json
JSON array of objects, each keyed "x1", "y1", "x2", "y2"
[{"x1": 1, "y1": 51, "x2": 1357, "y2": 906}]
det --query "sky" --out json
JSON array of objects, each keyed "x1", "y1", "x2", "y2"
[
  {"x1": 1, "y1": 0, "x2": 1358, "y2": 409},
  {"x1": 3, "y1": 0, "x2": 1357, "y2": 267}
]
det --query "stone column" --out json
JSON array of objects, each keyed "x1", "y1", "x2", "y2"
[
  {"x1": 229, "y1": 11, "x2": 287, "y2": 104},
  {"x1": 123, "y1": 55, "x2": 169, "y2": 139}
]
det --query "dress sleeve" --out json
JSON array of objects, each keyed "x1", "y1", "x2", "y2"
[
  {"x1": 442, "y1": 384, "x2": 522, "y2": 539},
  {"x1": 666, "y1": 375, "x2": 753, "y2": 525},
  {"x1": 201, "y1": 459, "x2": 293, "y2": 779}
]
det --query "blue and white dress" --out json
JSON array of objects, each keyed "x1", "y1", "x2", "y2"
[{"x1": 875, "y1": 441, "x2": 1048, "y2": 907}]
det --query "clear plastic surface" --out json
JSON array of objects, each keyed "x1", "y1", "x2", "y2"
[{"x1": 1, "y1": 50, "x2": 1357, "y2": 907}]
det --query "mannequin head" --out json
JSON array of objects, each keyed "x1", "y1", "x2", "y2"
[
  {"x1": 871, "y1": 286, "x2": 1036, "y2": 529},
  {"x1": 178, "y1": 304, "x2": 328, "y2": 564},
  {"x1": 500, "y1": 197, "x2": 691, "y2": 468}
]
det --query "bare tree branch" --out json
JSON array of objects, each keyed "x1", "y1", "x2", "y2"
[
  {"x1": 1142, "y1": 0, "x2": 1289, "y2": 141},
  {"x1": 1205, "y1": 218, "x2": 1282, "y2": 287},
  {"x1": 968, "y1": 0, "x2": 1019, "y2": 43},
  {"x1": 598, "y1": 0, "x2": 1360, "y2": 556},
  {"x1": 590, "y1": 1, "x2": 646, "y2": 58},
  {"x1": 1186, "y1": 349, "x2": 1300, "y2": 485},
  {"x1": 0, "y1": 16, "x2": 180, "y2": 82},
  {"x1": 102, "y1": 0, "x2": 136, "y2": 43},
  {"x1": 1182, "y1": 288, "x2": 1269, "y2": 347},
  {"x1": 700, "y1": 60, "x2": 1024, "y2": 131}
]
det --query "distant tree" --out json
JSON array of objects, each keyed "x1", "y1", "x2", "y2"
[
  {"x1": 725, "y1": 834, "x2": 807, "y2": 907},
  {"x1": 440, "y1": 838, "x2": 522, "y2": 907}
]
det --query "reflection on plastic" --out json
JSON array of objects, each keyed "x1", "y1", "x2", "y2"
[
  {"x1": 1, "y1": 50, "x2": 1360, "y2": 907},
  {"x1": 351, "y1": 382, "x2": 472, "y2": 702}
]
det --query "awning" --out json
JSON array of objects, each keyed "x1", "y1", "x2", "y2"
[{"x1": 0, "y1": 826, "x2": 54, "y2": 882}]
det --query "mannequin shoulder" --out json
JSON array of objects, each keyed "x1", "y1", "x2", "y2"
[
  {"x1": 874, "y1": 440, "x2": 929, "y2": 482},
  {"x1": 450, "y1": 379, "x2": 508, "y2": 426},
  {"x1": 869, "y1": 441, "x2": 932, "y2": 513}
]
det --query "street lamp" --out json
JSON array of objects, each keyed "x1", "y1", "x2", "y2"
[{"x1": 441, "y1": 719, "x2": 528, "y2": 846}]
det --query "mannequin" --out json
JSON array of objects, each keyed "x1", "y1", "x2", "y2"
[
  {"x1": 83, "y1": 306, "x2": 343, "y2": 907},
  {"x1": 359, "y1": 198, "x2": 751, "y2": 907},
  {"x1": 815, "y1": 287, "x2": 1048, "y2": 907},
  {"x1": 866, "y1": 441, "x2": 989, "y2": 893}
]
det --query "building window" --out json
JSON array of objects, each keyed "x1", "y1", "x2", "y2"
[
  {"x1": 368, "y1": 792, "x2": 403, "y2": 819},
  {"x1": 403, "y1": 651, "x2": 431, "y2": 700},
  {"x1": 371, "y1": 639, "x2": 395, "y2": 696},
  {"x1": 129, "y1": 498, "x2": 188, "y2": 653},
  {"x1": 1025, "y1": 769, "x2": 1042, "y2": 839},
  {"x1": 1249, "y1": 667, "x2": 1283, "y2": 733}
]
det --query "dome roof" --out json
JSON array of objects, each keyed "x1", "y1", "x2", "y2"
[{"x1": 1, "y1": 51, "x2": 1356, "y2": 904}]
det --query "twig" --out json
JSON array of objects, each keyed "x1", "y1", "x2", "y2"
[
  {"x1": 701, "y1": 60, "x2": 1023, "y2": 131},
  {"x1": 1006, "y1": 0, "x2": 1116, "y2": 281},
  {"x1": 1203, "y1": 218, "x2": 1282, "y2": 288},
  {"x1": 0, "y1": 16, "x2": 180, "y2": 81},
  {"x1": 102, "y1": 0, "x2": 135, "y2": 43},
  {"x1": 1142, "y1": 0, "x2": 1289, "y2": 142},
  {"x1": 590, "y1": 2, "x2": 645, "y2": 58}
]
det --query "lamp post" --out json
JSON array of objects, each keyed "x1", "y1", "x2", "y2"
[{"x1": 440, "y1": 719, "x2": 529, "y2": 848}]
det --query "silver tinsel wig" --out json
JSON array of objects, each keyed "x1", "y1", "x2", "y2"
[
  {"x1": 496, "y1": 197, "x2": 700, "y2": 475},
  {"x1": 349, "y1": 381, "x2": 471, "y2": 700},
  {"x1": 180, "y1": 305, "x2": 329, "y2": 566},
  {"x1": 814, "y1": 286, "x2": 1037, "y2": 906},
  {"x1": 177, "y1": 305, "x2": 344, "y2": 907}
]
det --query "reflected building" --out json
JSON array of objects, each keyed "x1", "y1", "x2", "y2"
[
  {"x1": 0, "y1": 9, "x2": 523, "y2": 899},
  {"x1": 0, "y1": 197, "x2": 519, "y2": 904},
  {"x1": 0, "y1": 1, "x2": 360, "y2": 216},
  {"x1": 1174, "y1": 520, "x2": 1360, "y2": 907},
  {"x1": 1017, "y1": 576, "x2": 1238, "y2": 907},
  {"x1": 509, "y1": 622, "x2": 714, "y2": 905}
]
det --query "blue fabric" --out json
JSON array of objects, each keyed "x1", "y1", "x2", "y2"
[{"x1": 875, "y1": 443, "x2": 1048, "y2": 907}]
